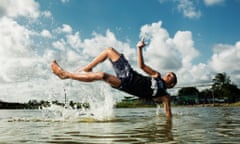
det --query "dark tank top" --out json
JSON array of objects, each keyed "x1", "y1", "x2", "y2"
[{"x1": 119, "y1": 70, "x2": 167, "y2": 99}]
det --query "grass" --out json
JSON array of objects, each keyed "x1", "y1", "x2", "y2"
[{"x1": 115, "y1": 100, "x2": 240, "y2": 108}]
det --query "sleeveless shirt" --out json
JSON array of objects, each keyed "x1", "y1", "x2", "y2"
[{"x1": 119, "y1": 70, "x2": 168, "y2": 99}]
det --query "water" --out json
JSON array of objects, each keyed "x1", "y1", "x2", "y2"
[{"x1": 0, "y1": 107, "x2": 239, "y2": 144}]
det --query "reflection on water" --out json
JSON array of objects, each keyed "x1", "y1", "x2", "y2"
[
  {"x1": 0, "y1": 107, "x2": 240, "y2": 144},
  {"x1": 125, "y1": 117, "x2": 173, "y2": 143}
]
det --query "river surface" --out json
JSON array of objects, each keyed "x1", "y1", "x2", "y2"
[{"x1": 0, "y1": 107, "x2": 239, "y2": 144}]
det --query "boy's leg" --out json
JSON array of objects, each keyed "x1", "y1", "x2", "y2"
[
  {"x1": 76, "y1": 47, "x2": 121, "y2": 72},
  {"x1": 51, "y1": 60, "x2": 121, "y2": 87}
]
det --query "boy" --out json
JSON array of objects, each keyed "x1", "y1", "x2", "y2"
[{"x1": 51, "y1": 40, "x2": 177, "y2": 118}]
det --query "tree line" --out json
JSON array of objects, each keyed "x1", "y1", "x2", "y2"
[
  {"x1": 174, "y1": 72, "x2": 240, "y2": 105},
  {"x1": 0, "y1": 100, "x2": 89, "y2": 109}
]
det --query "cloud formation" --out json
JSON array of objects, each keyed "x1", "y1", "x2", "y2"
[
  {"x1": 0, "y1": 0, "x2": 239, "y2": 102},
  {"x1": 209, "y1": 42, "x2": 240, "y2": 81},
  {"x1": 139, "y1": 22, "x2": 200, "y2": 70},
  {"x1": 0, "y1": 0, "x2": 40, "y2": 18},
  {"x1": 159, "y1": 0, "x2": 225, "y2": 19},
  {"x1": 204, "y1": 0, "x2": 225, "y2": 6},
  {"x1": 177, "y1": 0, "x2": 201, "y2": 19}
]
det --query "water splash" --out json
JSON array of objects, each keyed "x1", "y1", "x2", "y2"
[
  {"x1": 41, "y1": 82, "x2": 116, "y2": 122},
  {"x1": 155, "y1": 104, "x2": 161, "y2": 116}
]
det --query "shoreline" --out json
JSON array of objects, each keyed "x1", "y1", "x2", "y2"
[
  {"x1": 115, "y1": 97, "x2": 240, "y2": 108},
  {"x1": 1, "y1": 100, "x2": 240, "y2": 109},
  {"x1": 115, "y1": 101, "x2": 240, "y2": 108},
  {"x1": 171, "y1": 103, "x2": 240, "y2": 108}
]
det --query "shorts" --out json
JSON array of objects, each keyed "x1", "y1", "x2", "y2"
[
  {"x1": 111, "y1": 54, "x2": 156, "y2": 99},
  {"x1": 111, "y1": 54, "x2": 133, "y2": 89}
]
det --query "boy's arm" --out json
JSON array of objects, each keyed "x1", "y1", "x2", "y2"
[
  {"x1": 163, "y1": 96, "x2": 172, "y2": 119},
  {"x1": 137, "y1": 40, "x2": 160, "y2": 78},
  {"x1": 153, "y1": 95, "x2": 172, "y2": 119}
]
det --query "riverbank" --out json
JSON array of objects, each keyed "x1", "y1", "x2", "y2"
[
  {"x1": 115, "y1": 99, "x2": 240, "y2": 108},
  {"x1": 170, "y1": 102, "x2": 240, "y2": 108},
  {"x1": 1, "y1": 100, "x2": 240, "y2": 109}
]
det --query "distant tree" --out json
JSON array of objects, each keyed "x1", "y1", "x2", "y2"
[
  {"x1": 69, "y1": 100, "x2": 74, "y2": 108},
  {"x1": 40, "y1": 100, "x2": 50, "y2": 107},
  {"x1": 212, "y1": 73, "x2": 230, "y2": 90},
  {"x1": 178, "y1": 87, "x2": 199, "y2": 96},
  {"x1": 176, "y1": 87, "x2": 200, "y2": 105},
  {"x1": 212, "y1": 73, "x2": 229, "y2": 98},
  {"x1": 199, "y1": 89, "x2": 212, "y2": 104},
  {"x1": 212, "y1": 72, "x2": 240, "y2": 102},
  {"x1": 222, "y1": 83, "x2": 240, "y2": 102},
  {"x1": 27, "y1": 99, "x2": 41, "y2": 109}
]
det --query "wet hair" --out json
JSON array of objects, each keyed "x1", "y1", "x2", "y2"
[
  {"x1": 169, "y1": 72, "x2": 177, "y2": 88},
  {"x1": 171, "y1": 72, "x2": 177, "y2": 84}
]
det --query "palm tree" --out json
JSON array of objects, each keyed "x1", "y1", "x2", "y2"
[
  {"x1": 211, "y1": 72, "x2": 240, "y2": 102},
  {"x1": 212, "y1": 73, "x2": 231, "y2": 89}
]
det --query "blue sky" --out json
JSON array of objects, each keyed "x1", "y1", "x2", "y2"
[
  {"x1": 38, "y1": 0, "x2": 240, "y2": 63},
  {"x1": 0, "y1": 0, "x2": 240, "y2": 102}
]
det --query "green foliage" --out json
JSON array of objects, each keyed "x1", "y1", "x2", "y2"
[
  {"x1": 212, "y1": 72, "x2": 240, "y2": 102},
  {"x1": 178, "y1": 87, "x2": 199, "y2": 96},
  {"x1": 115, "y1": 99, "x2": 156, "y2": 108},
  {"x1": 0, "y1": 99, "x2": 89, "y2": 109},
  {"x1": 176, "y1": 72, "x2": 240, "y2": 104}
]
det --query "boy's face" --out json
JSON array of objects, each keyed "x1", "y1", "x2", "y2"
[{"x1": 163, "y1": 72, "x2": 176, "y2": 88}]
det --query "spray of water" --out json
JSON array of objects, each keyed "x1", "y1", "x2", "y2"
[
  {"x1": 1, "y1": 1, "x2": 134, "y2": 122},
  {"x1": 41, "y1": 81, "x2": 117, "y2": 122}
]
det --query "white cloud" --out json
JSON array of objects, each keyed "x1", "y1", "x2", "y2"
[
  {"x1": 54, "y1": 24, "x2": 73, "y2": 34},
  {"x1": 49, "y1": 28, "x2": 135, "y2": 73},
  {"x1": 61, "y1": 24, "x2": 73, "y2": 33},
  {"x1": 173, "y1": 31, "x2": 199, "y2": 65},
  {"x1": 61, "y1": 0, "x2": 70, "y2": 3},
  {"x1": 158, "y1": 0, "x2": 168, "y2": 4},
  {"x1": 52, "y1": 39, "x2": 67, "y2": 51},
  {"x1": 0, "y1": 0, "x2": 131, "y2": 102},
  {"x1": 41, "y1": 29, "x2": 52, "y2": 38},
  {"x1": 81, "y1": 30, "x2": 134, "y2": 59},
  {"x1": 140, "y1": 22, "x2": 179, "y2": 70},
  {"x1": 204, "y1": 0, "x2": 225, "y2": 6},
  {"x1": 0, "y1": 0, "x2": 40, "y2": 19},
  {"x1": 209, "y1": 42, "x2": 240, "y2": 85},
  {"x1": 139, "y1": 21, "x2": 199, "y2": 73},
  {"x1": 0, "y1": 0, "x2": 53, "y2": 101},
  {"x1": 41, "y1": 11, "x2": 52, "y2": 18},
  {"x1": 66, "y1": 32, "x2": 82, "y2": 50},
  {"x1": 177, "y1": 63, "x2": 213, "y2": 86},
  {"x1": 0, "y1": 17, "x2": 33, "y2": 58},
  {"x1": 0, "y1": 17, "x2": 49, "y2": 85},
  {"x1": 138, "y1": 21, "x2": 218, "y2": 87},
  {"x1": 177, "y1": 0, "x2": 201, "y2": 19}
]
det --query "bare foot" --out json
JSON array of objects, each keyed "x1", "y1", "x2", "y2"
[{"x1": 51, "y1": 60, "x2": 69, "y2": 79}]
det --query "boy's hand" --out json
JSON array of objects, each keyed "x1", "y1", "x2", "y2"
[{"x1": 136, "y1": 40, "x2": 146, "y2": 48}]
